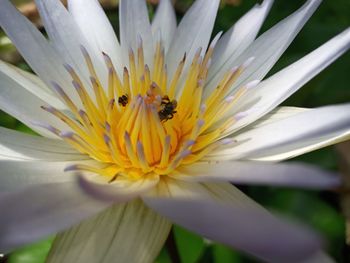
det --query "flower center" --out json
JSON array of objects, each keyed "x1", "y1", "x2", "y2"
[{"x1": 40, "y1": 38, "x2": 254, "y2": 181}]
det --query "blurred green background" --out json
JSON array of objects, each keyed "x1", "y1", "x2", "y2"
[{"x1": 1, "y1": 0, "x2": 350, "y2": 262}]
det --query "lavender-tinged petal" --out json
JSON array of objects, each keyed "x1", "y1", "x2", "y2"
[
  {"x1": 145, "y1": 195, "x2": 322, "y2": 262},
  {"x1": 78, "y1": 173, "x2": 159, "y2": 202},
  {"x1": 173, "y1": 161, "x2": 340, "y2": 189},
  {"x1": 0, "y1": 182, "x2": 110, "y2": 253}
]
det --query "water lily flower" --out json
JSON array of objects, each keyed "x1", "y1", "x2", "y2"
[{"x1": 0, "y1": 0, "x2": 349, "y2": 262}]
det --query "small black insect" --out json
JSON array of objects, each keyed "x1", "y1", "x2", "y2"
[
  {"x1": 118, "y1": 94, "x2": 129, "y2": 107},
  {"x1": 158, "y1": 96, "x2": 178, "y2": 122}
]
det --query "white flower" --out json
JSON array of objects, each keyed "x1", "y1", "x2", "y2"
[{"x1": 0, "y1": 0, "x2": 349, "y2": 262}]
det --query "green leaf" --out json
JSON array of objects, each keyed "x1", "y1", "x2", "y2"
[
  {"x1": 173, "y1": 225, "x2": 206, "y2": 263},
  {"x1": 155, "y1": 248, "x2": 172, "y2": 263},
  {"x1": 212, "y1": 244, "x2": 241, "y2": 263},
  {"x1": 8, "y1": 237, "x2": 54, "y2": 263}
]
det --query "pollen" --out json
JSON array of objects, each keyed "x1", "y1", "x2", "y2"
[{"x1": 41, "y1": 37, "x2": 254, "y2": 181}]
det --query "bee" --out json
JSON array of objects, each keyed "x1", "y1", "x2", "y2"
[
  {"x1": 118, "y1": 94, "x2": 129, "y2": 107},
  {"x1": 158, "y1": 96, "x2": 177, "y2": 122}
]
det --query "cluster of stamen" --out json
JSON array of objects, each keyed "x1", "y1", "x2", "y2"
[{"x1": 39, "y1": 35, "x2": 256, "y2": 181}]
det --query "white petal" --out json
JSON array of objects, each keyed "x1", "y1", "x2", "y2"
[
  {"x1": 246, "y1": 106, "x2": 310, "y2": 129},
  {"x1": 205, "y1": 0, "x2": 321, "y2": 97},
  {"x1": 119, "y1": 0, "x2": 154, "y2": 66},
  {"x1": 144, "y1": 182, "x2": 322, "y2": 262},
  {"x1": 34, "y1": 0, "x2": 86, "y2": 66},
  {"x1": 225, "y1": 27, "x2": 350, "y2": 133},
  {"x1": 0, "y1": 159, "x2": 98, "y2": 191},
  {"x1": 208, "y1": 0, "x2": 273, "y2": 84},
  {"x1": 0, "y1": 60, "x2": 70, "y2": 138},
  {"x1": 68, "y1": 0, "x2": 123, "y2": 75},
  {"x1": 172, "y1": 161, "x2": 340, "y2": 189},
  {"x1": 152, "y1": 0, "x2": 177, "y2": 52},
  {"x1": 78, "y1": 173, "x2": 159, "y2": 202},
  {"x1": 0, "y1": 61, "x2": 65, "y2": 110},
  {"x1": 0, "y1": 68, "x2": 71, "y2": 138},
  {"x1": 34, "y1": 0, "x2": 107, "y2": 90},
  {"x1": 0, "y1": 160, "x2": 72, "y2": 191},
  {"x1": 0, "y1": 0, "x2": 80, "y2": 103},
  {"x1": 46, "y1": 200, "x2": 171, "y2": 263},
  {"x1": 0, "y1": 127, "x2": 86, "y2": 161},
  {"x1": 166, "y1": 0, "x2": 220, "y2": 78},
  {"x1": 0, "y1": 182, "x2": 110, "y2": 253},
  {"x1": 212, "y1": 103, "x2": 350, "y2": 161}
]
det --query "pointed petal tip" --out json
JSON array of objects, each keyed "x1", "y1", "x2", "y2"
[
  {"x1": 234, "y1": 111, "x2": 250, "y2": 121},
  {"x1": 246, "y1": 79, "x2": 261, "y2": 89},
  {"x1": 339, "y1": 26, "x2": 350, "y2": 44},
  {"x1": 64, "y1": 164, "x2": 78, "y2": 172},
  {"x1": 242, "y1": 56, "x2": 255, "y2": 68},
  {"x1": 60, "y1": 131, "x2": 74, "y2": 138},
  {"x1": 260, "y1": 0, "x2": 274, "y2": 8},
  {"x1": 210, "y1": 31, "x2": 223, "y2": 48}
]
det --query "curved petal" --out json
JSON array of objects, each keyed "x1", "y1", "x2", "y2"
[
  {"x1": 0, "y1": 68, "x2": 71, "y2": 138},
  {"x1": 152, "y1": 0, "x2": 177, "y2": 52},
  {"x1": 68, "y1": 0, "x2": 123, "y2": 75},
  {"x1": 0, "y1": 127, "x2": 86, "y2": 161},
  {"x1": 211, "y1": 103, "x2": 350, "y2": 161},
  {"x1": 166, "y1": 0, "x2": 220, "y2": 78},
  {"x1": 0, "y1": 182, "x2": 110, "y2": 253},
  {"x1": 46, "y1": 200, "x2": 171, "y2": 263},
  {"x1": 119, "y1": 0, "x2": 154, "y2": 66},
  {"x1": 172, "y1": 161, "x2": 340, "y2": 189},
  {"x1": 205, "y1": 0, "x2": 321, "y2": 97},
  {"x1": 208, "y1": 0, "x2": 273, "y2": 82},
  {"x1": 78, "y1": 173, "x2": 159, "y2": 202},
  {"x1": 224, "y1": 27, "x2": 350, "y2": 133},
  {"x1": 144, "y1": 182, "x2": 322, "y2": 262},
  {"x1": 0, "y1": 0, "x2": 79, "y2": 103}
]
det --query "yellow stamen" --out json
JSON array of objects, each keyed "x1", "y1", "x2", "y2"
[{"x1": 40, "y1": 41, "x2": 252, "y2": 180}]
